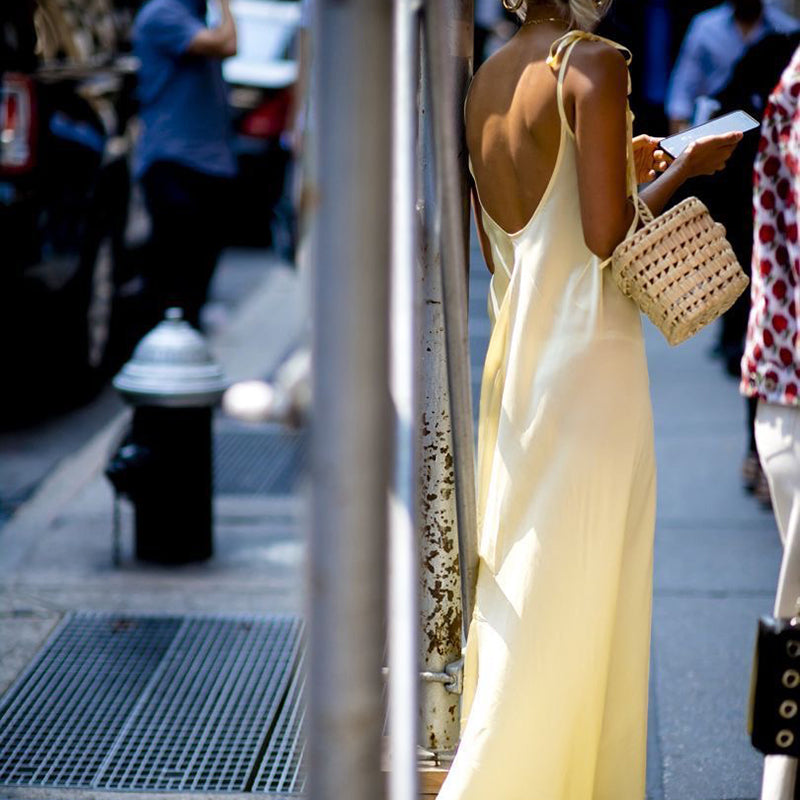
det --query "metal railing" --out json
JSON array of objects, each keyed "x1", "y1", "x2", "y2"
[
  {"x1": 423, "y1": 1, "x2": 479, "y2": 646},
  {"x1": 306, "y1": 3, "x2": 392, "y2": 800},
  {"x1": 251, "y1": 1, "x2": 476, "y2": 798}
]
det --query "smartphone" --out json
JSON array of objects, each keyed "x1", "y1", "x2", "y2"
[{"x1": 660, "y1": 110, "x2": 760, "y2": 159}]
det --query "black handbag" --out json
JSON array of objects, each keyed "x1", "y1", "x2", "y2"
[{"x1": 749, "y1": 616, "x2": 800, "y2": 757}]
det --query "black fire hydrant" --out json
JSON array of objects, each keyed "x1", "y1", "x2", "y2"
[{"x1": 106, "y1": 308, "x2": 227, "y2": 564}]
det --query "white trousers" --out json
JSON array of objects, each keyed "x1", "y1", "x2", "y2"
[{"x1": 755, "y1": 401, "x2": 800, "y2": 800}]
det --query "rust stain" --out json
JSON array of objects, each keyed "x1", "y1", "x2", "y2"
[{"x1": 419, "y1": 391, "x2": 463, "y2": 656}]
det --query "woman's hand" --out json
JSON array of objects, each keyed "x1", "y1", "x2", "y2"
[
  {"x1": 633, "y1": 135, "x2": 670, "y2": 183},
  {"x1": 639, "y1": 130, "x2": 744, "y2": 218},
  {"x1": 674, "y1": 131, "x2": 743, "y2": 179}
]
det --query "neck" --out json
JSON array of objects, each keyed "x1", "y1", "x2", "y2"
[
  {"x1": 524, "y1": 12, "x2": 569, "y2": 26},
  {"x1": 732, "y1": 1, "x2": 763, "y2": 25},
  {"x1": 735, "y1": 14, "x2": 762, "y2": 38},
  {"x1": 525, "y1": 3, "x2": 566, "y2": 19}
]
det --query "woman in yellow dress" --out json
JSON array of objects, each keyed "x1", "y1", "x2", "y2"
[{"x1": 437, "y1": 2, "x2": 743, "y2": 798}]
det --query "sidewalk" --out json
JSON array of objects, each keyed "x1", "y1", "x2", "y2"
[
  {"x1": 647, "y1": 318, "x2": 779, "y2": 800},
  {"x1": 0, "y1": 248, "x2": 308, "y2": 696},
  {"x1": 0, "y1": 234, "x2": 784, "y2": 799},
  {"x1": 468, "y1": 241, "x2": 780, "y2": 799}
]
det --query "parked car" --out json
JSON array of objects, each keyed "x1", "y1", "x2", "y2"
[
  {"x1": 223, "y1": 0, "x2": 301, "y2": 256},
  {"x1": 0, "y1": 0, "x2": 139, "y2": 419}
]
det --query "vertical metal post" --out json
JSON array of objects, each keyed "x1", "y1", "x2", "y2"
[
  {"x1": 307, "y1": 2, "x2": 392, "y2": 800},
  {"x1": 417, "y1": 39, "x2": 463, "y2": 756},
  {"x1": 388, "y1": 0, "x2": 421, "y2": 798},
  {"x1": 415, "y1": 0, "x2": 474, "y2": 758},
  {"x1": 423, "y1": 0, "x2": 477, "y2": 640}
]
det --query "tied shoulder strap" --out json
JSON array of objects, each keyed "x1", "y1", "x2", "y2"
[
  {"x1": 547, "y1": 30, "x2": 633, "y2": 95},
  {"x1": 548, "y1": 30, "x2": 639, "y2": 268}
]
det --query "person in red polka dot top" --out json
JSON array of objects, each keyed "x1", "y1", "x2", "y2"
[
  {"x1": 741, "y1": 49, "x2": 800, "y2": 795},
  {"x1": 742, "y1": 49, "x2": 800, "y2": 407}
]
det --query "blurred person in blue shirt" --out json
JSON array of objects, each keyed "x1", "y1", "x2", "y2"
[
  {"x1": 666, "y1": 0, "x2": 798, "y2": 133},
  {"x1": 474, "y1": 0, "x2": 515, "y2": 67},
  {"x1": 133, "y1": 0, "x2": 237, "y2": 328}
]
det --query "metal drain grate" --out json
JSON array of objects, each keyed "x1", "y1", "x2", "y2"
[
  {"x1": 0, "y1": 612, "x2": 305, "y2": 794},
  {"x1": 253, "y1": 653, "x2": 306, "y2": 794},
  {"x1": 0, "y1": 614, "x2": 180, "y2": 787},
  {"x1": 214, "y1": 428, "x2": 307, "y2": 496}
]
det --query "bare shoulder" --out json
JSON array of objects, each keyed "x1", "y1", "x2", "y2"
[
  {"x1": 566, "y1": 38, "x2": 628, "y2": 96},
  {"x1": 464, "y1": 61, "x2": 489, "y2": 116},
  {"x1": 466, "y1": 36, "x2": 551, "y2": 117},
  {"x1": 466, "y1": 48, "x2": 508, "y2": 112},
  {"x1": 464, "y1": 53, "x2": 516, "y2": 137}
]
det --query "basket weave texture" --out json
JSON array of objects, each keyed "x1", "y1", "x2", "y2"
[{"x1": 611, "y1": 196, "x2": 750, "y2": 346}]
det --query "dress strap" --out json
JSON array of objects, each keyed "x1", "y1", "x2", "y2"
[
  {"x1": 547, "y1": 31, "x2": 638, "y2": 269},
  {"x1": 547, "y1": 30, "x2": 632, "y2": 71},
  {"x1": 548, "y1": 30, "x2": 633, "y2": 134}
]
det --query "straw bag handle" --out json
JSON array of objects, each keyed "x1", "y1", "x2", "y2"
[
  {"x1": 603, "y1": 189, "x2": 655, "y2": 271},
  {"x1": 633, "y1": 192, "x2": 654, "y2": 227}
]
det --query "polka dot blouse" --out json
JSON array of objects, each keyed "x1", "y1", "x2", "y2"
[{"x1": 741, "y1": 46, "x2": 800, "y2": 407}]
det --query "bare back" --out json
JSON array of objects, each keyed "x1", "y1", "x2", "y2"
[
  {"x1": 467, "y1": 25, "x2": 636, "y2": 268},
  {"x1": 465, "y1": 26, "x2": 569, "y2": 235}
]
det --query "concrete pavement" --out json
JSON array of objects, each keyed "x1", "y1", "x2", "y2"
[
  {"x1": 0, "y1": 246, "x2": 308, "y2": 696},
  {"x1": 465, "y1": 236, "x2": 780, "y2": 799},
  {"x1": 0, "y1": 229, "x2": 786, "y2": 799},
  {"x1": 648, "y1": 318, "x2": 779, "y2": 800}
]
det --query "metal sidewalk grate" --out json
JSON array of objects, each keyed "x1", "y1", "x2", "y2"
[
  {"x1": 0, "y1": 614, "x2": 180, "y2": 787},
  {"x1": 214, "y1": 427, "x2": 307, "y2": 496},
  {"x1": 0, "y1": 612, "x2": 305, "y2": 794},
  {"x1": 252, "y1": 653, "x2": 306, "y2": 794}
]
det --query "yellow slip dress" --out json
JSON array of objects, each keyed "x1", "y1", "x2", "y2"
[{"x1": 437, "y1": 31, "x2": 657, "y2": 800}]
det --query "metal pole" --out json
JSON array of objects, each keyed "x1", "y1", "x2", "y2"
[
  {"x1": 307, "y1": 2, "x2": 392, "y2": 799},
  {"x1": 417, "y1": 36, "x2": 463, "y2": 756},
  {"x1": 388, "y1": 0, "x2": 421, "y2": 798},
  {"x1": 423, "y1": 0, "x2": 477, "y2": 637}
]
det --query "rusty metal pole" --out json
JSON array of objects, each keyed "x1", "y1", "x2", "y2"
[
  {"x1": 416, "y1": 0, "x2": 474, "y2": 759},
  {"x1": 417, "y1": 53, "x2": 463, "y2": 756},
  {"x1": 307, "y1": 2, "x2": 392, "y2": 799},
  {"x1": 424, "y1": 0, "x2": 477, "y2": 636}
]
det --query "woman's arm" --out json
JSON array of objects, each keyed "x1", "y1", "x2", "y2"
[
  {"x1": 569, "y1": 42, "x2": 634, "y2": 261},
  {"x1": 567, "y1": 41, "x2": 743, "y2": 258},
  {"x1": 472, "y1": 185, "x2": 496, "y2": 275}
]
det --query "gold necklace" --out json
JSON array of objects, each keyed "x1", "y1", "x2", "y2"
[{"x1": 521, "y1": 16, "x2": 569, "y2": 27}]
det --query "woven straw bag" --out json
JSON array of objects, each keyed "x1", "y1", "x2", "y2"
[{"x1": 611, "y1": 196, "x2": 749, "y2": 346}]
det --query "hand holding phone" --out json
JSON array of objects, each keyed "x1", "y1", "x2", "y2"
[
  {"x1": 660, "y1": 110, "x2": 759, "y2": 159},
  {"x1": 633, "y1": 135, "x2": 670, "y2": 183},
  {"x1": 671, "y1": 129, "x2": 744, "y2": 179}
]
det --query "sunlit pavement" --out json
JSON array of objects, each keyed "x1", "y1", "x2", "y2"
[
  {"x1": 0, "y1": 230, "x2": 782, "y2": 799},
  {"x1": 467, "y1": 232, "x2": 779, "y2": 800},
  {"x1": 0, "y1": 247, "x2": 307, "y2": 696},
  {"x1": 644, "y1": 313, "x2": 778, "y2": 800}
]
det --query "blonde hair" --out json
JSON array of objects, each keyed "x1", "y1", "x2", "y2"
[{"x1": 516, "y1": 0, "x2": 613, "y2": 31}]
